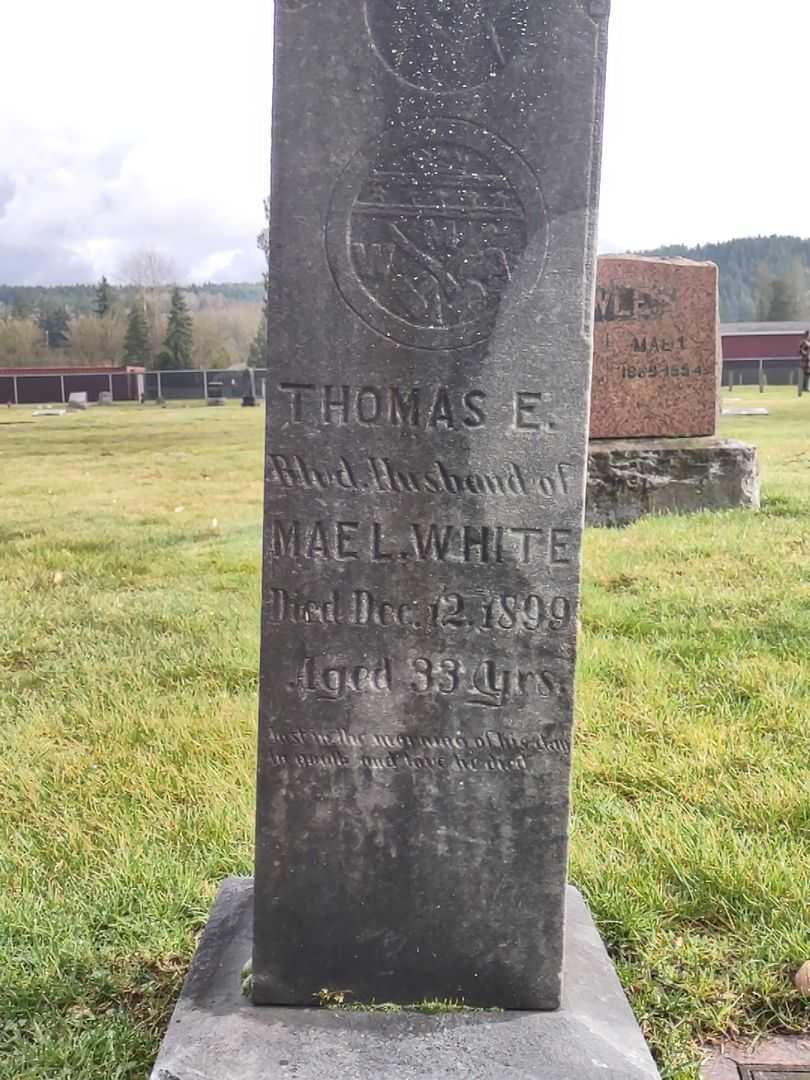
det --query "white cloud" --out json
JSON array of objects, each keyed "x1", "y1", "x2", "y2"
[
  {"x1": 599, "y1": 0, "x2": 810, "y2": 252},
  {"x1": 1, "y1": 1, "x2": 809, "y2": 282},
  {"x1": 0, "y1": 0, "x2": 271, "y2": 284}
]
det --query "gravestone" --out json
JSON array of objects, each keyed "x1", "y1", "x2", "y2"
[
  {"x1": 586, "y1": 437, "x2": 761, "y2": 527},
  {"x1": 586, "y1": 255, "x2": 760, "y2": 527},
  {"x1": 253, "y1": 0, "x2": 609, "y2": 1011},
  {"x1": 67, "y1": 391, "x2": 88, "y2": 411},
  {"x1": 206, "y1": 380, "x2": 225, "y2": 406},
  {"x1": 590, "y1": 256, "x2": 720, "y2": 439},
  {"x1": 98, "y1": 390, "x2": 114, "y2": 405},
  {"x1": 241, "y1": 366, "x2": 258, "y2": 407},
  {"x1": 152, "y1": 0, "x2": 661, "y2": 1076}
]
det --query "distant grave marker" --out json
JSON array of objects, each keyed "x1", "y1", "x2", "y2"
[
  {"x1": 591, "y1": 256, "x2": 720, "y2": 439},
  {"x1": 586, "y1": 256, "x2": 759, "y2": 525},
  {"x1": 206, "y1": 381, "x2": 226, "y2": 406},
  {"x1": 241, "y1": 367, "x2": 258, "y2": 407}
]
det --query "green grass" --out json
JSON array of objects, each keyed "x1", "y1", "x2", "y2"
[{"x1": 1, "y1": 389, "x2": 808, "y2": 1079}]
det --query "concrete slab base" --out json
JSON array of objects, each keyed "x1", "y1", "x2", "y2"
[
  {"x1": 150, "y1": 879, "x2": 660, "y2": 1080},
  {"x1": 586, "y1": 436, "x2": 760, "y2": 528},
  {"x1": 702, "y1": 1037, "x2": 810, "y2": 1080}
]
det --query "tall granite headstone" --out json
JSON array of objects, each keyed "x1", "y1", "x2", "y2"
[{"x1": 253, "y1": 0, "x2": 609, "y2": 1010}]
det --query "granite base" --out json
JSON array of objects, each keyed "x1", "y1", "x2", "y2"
[
  {"x1": 150, "y1": 878, "x2": 660, "y2": 1080},
  {"x1": 587, "y1": 436, "x2": 760, "y2": 528}
]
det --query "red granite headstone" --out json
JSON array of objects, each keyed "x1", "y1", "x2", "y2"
[{"x1": 590, "y1": 256, "x2": 720, "y2": 439}]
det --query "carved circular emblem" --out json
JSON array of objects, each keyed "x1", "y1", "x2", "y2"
[
  {"x1": 326, "y1": 119, "x2": 546, "y2": 350},
  {"x1": 365, "y1": 0, "x2": 531, "y2": 93}
]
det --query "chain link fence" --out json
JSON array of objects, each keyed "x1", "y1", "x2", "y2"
[
  {"x1": 0, "y1": 368, "x2": 268, "y2": 406},
  {"x1": 143, "y1": 369, "x2": 268, "y2": 401},
  {"x1": 721, "y1": 358, "x2": 802, "y2": 390}
]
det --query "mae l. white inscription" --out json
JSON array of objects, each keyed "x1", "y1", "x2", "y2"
[{"x1": 267, "y1": 519, "x2": 575, "y2": 565}]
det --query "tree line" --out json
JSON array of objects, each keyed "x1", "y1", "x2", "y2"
[
  {"x1": 641, "y1": 234, "x2": 810, "y2": 323},
  {"x1": 0, "y1": 254, "x2": 266, "y2": 370}
]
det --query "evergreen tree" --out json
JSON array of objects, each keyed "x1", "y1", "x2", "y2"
[
  {"x1": 157, "y1": 287, "x2": 193, "y2": 369},
  {"x1": 10, "y1": 295, "x2": 34, "y2": 320},
  {"x1": 247, "y1": 308, "x2": 268, "y2": 367},
  {"x1": 767, "y1": 277, "x2": 800, "y2": 321},
  {"x1": 248, "y1": 196, "x2": 270, "y2": 367},
  {"x1": 37, "y1": 305, "x2": 71, "y2": 348},
  {"x1": 123, "y1": 302, "x2": 151, "y2": 366},
  {"x1": 94, "y1": 276, "x2": 114, "y2": 318},
  {"x1": 641, "y1": 234, "x2": 810, "y2": 321},
  {"x1": 755, "y1": 263, "x2": 773, "y2": 322}
]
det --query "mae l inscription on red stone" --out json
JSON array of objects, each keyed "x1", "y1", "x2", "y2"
[{"x1": 590, "y1": 255, "x2": 721, "y2": 440}]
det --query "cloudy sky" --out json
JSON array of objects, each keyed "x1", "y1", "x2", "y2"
[{"x1": 1, "y1": 0, "x2": 808, "y2": 285}]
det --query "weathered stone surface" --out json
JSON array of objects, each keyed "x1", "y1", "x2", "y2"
[
  {"x1": 591, "y1": 256, "x2": 720, "y2": 439},
  {"x1": 586, "y1": 437, "x2": 760, "y2": 528},
  {"x1": 150, "y1": 878, "x2": 661, "y2": 1080},
  {"x1": 67, "y1": 391, "x2": 88, "y2": 410},
  {"x1": 256, "y1": 0, "x2": 610, "y2": 1009},
  {"x1": 702, "y1": 1036, "x2": 810, "y2": 1080}
]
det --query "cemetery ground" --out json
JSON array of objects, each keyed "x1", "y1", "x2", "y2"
[{"x1": 0, "y1": 388, "x2": 808, "y2": 1080}]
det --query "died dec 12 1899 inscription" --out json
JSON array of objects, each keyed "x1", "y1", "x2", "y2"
[{"x1": 254, "y1": 0, "x2": 610, "y2": 1011}]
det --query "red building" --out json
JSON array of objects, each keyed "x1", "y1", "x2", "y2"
[
  {"x1": 721, "y1": 322, "x2": 808, "y2": 385},
  {"x1": 0, "y1": 365, "x2": 145, "y2": 405}
]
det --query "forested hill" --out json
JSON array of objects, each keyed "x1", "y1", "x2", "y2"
[
  {"x1": 0, "y1": 281, "x2": 263, "y2": 317},
  {"x1": 639, "y1": 235, "x2": 810, "y2": 322}
]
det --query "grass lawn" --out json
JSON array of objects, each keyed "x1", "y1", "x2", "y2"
[{"x1": 1, "y1": 388, "x2": 808, "y2": 1079}]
